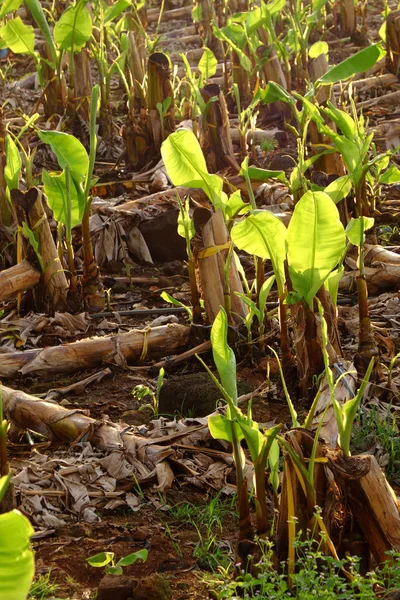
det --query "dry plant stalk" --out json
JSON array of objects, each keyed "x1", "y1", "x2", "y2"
[
  {"x1": 71, "y1": 46, "x2": 93, "y2": 123},
  {"x1": 11, "y1": 188, "x2": 68, "y2": 312},
  {"x1": 386, "y1": 11, "x2": 400, "y2": 75},
  {"x1": 200, "y1": 84, "x2": 239, "y2": 172},
  {"x1": 333, "y1": 0, "x2": 356, "y2": 37},
  {"x1": 38, "y1": 42, "x2": 67, "y2": 118}
]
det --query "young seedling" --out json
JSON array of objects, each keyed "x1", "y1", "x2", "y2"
[
  {"x1": 87, "y1": 548, "x2": 148, "y2": 576},
  {"x1": 199, "y1": 308, "x2": 281, "y2": 544},
  {"x1": 131, "y1": 368, "x2": 165, "y2": 417},
  {"x1": 39, "y1": 86, "x2": 104, "y2": 310}
]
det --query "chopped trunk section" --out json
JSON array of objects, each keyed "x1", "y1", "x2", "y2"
[
  {"x1": 0, "y1": 259, "x2": 40, "y2": 302},
  {"x1": 11, "y1": 188, "x2": 68, "y2": 313},
  {"x1": 194, "y1": 208, "x2": 247, "y2": 325},
  {"x1": 200, "y1": 84, "x2": 239, "y2": 172}
]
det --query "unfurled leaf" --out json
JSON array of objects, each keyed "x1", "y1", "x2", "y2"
[
  {"x1": 225, "y1": 190, "x2": 249, "y2": 220},
  {"x1": 198, "y1": 48, "x2": 217, "y2": 79},
  {"x1": 54, "y1": 1, "x2": 92, "y2": 52},
  {"x1": 213, "y1": 24, "x2": 251, "y2": 72},
  {"x1": 309, "y1": 41, "x2": 328, "y2": 59},
  {"x1": 287, "y1": 191, "x2": 345, "y2": 306},
  {"x1": 324, "y1": 175, "x2": 352, "y2": 204},
  {"x1": 0, "y1": 0, "x2": 23, "y2": 18},
  {"x1": 4, "y1": 135, "x2": 21, "y2": 192},
  {"x1": 104, "y1": 0, "x2": 130, "y2": 24},
  {"x1": 87, "y1": 552, "x2": 114, "y2": 568},
  {"x1": 43, "y1": 170, "x2": 85, "y2": 230},
  {"x1": 105, "y1": 565, "x2": 123, "y2": 575},
  {"x1": 0, "y1": 509, "x2": 34, "y2": 600},
  {"x1": 319, "y1": 44, "x2": 385, "y2": 84},
  {"x1": 0, "y1": 17, "x2": 34, "y2": 54},
  {"x1": 161, "y1": 129, "x2": 224, "y2": 207},
  {"x1": 380, "y1": 164, "x2": 400, "y2": 184},
  {"x1": 246, "y1": 165, "x2": 287, "y2": 184},
  {"x1": 323, "y1": 103, "x2": 356, "y2": 138},
  {"x1": 312, "y1": 0, "x2": 329, "y2": 11},
  {"x1": 160, "y1": 291, "x2": 192, "y2": 319},
  {"x1": 38, "y1": 131, "x2": 89, "y2": 181},
  {"x1": 345, "y1": 216, "x2": 374, "y2": 247},
  {"x1": 209, "y1": 414, "x2": 234, "y2": 442},
  {"x1": 231, "y1": 212, "x2": 287, "y2": 296},
  {"x1": 211, "y1": 308, "x2": 237, "y2": 408},
  {"x1": 192, "y1": 3, "x2": 202, "y2": 22},
  {"x1": 117, "y1": 549, "x2": 148, "y2": 566},
  {"x1": 259, "y1": 81, "x2": 293, "y2": 105}
]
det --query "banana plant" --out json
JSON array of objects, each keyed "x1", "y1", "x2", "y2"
[
  {"x1": 40, "y1": 86, "x2": 103, "y2": 310},
  {"x1": 317, "y1": 299, "x2": 375, "y2": 456},
  {"x1": 199, "y1": 308, "x2": 281, "y2": 542},
  {"x1": 90, "y1": 0, "x2": 133, "y2": 133},
  {"x1": 232, "y1": 189, "x2": 346, "y2": 383},
  {"x1": 231, "y1": 207, "x2": 291, "y2": 364},
  {"x1": 235, "y1": 275, "x2": 275, "y2": 352},
  {"x1": 21, "y1": 0, "x2": 93, "y2": 117},
  {"x1": 177, "y1": 196, "x2": 202, "y2": 323}
]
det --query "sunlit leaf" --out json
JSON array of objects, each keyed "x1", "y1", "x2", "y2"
[
  {"x1": 0, "y1": 17, "x2": 34, "y2": 54},
  {"x1": 43, "y1": 170, "x2": 85, "y2": 229},
  {"x1": 54, "y1": 0, "x2": 92, "y2": 52},
  {"x1": 4, "y1": 135, "x2": 21, "y2": 192},
  {"x1": 161, "y1": 129, "x2": 224, "y2": 207},
  {"x1": 309, "y1": 41, "x2": 328, "y2": 59},
  {"x1": 211, "y1": 308, "x2": 237, "y2": 408},
  {"x1": 287, "y1": 191, "x2": 345, "y2": 306},
  {"x1": 231, "y1": 211, "x2": 287, "y2": 296},
  {"x1": 87, "y1": 552, "x2": 114, "y2": 567},
  {"x1": 38, "y1": 130, "x2": 89, "y2": 181},
  {"x1": 0, "y1": 509, "x2": 34, "y2": 600},
  {"x1": 0, "y1": 0, "x2": 23, "y2": 18},
  {"x1": 117, "y1": 549, "x2": 148, "y2": 566},
  {"x1": 345, "y1": 216, "x2": 374, "y2": 247},
  {"x1": 198, "y1": 47, "x2": 217, "y2": 79}
]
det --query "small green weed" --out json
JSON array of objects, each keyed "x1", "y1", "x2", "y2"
[
  {"x1": 159, "y1": 493, "x2": 237, "y2": 571},
  {"x1": 351, "y1": 406, "x2": 400, "y2": 483},
  {"x1": 207, "y1": 535, "x2": 400, "y2": 599},
  {"x1": 260, "y1": 137, "x2": 278, "y2": 153},
  {"x1": 28, "y1": 572, "x2": 60, "y2": 600}
]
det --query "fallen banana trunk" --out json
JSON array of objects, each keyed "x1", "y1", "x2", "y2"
[
  {"x1": 339, "y1": 264, "x2": 400, "y2": 295},
  {"x1": 1, "y1": 384, "x2": 207, "y2": 485},
  {"x1": 364, "y1": 244, "x2": 400, "y2": 266},
  {"x1": 0, "y1": 323, "x2": 190, "y2": 378},
  {"x1": 0, "y1": 260, "x2": 41, "y2": 302}
]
